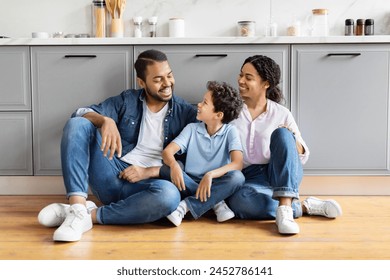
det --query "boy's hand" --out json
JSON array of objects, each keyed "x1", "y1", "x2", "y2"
[{"x1": 196, "y1": 173, "x2": 212, "y2": 202}]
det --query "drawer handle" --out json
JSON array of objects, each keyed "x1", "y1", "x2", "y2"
[
  {"x1": 327, "y1": 53, "x2": 361, "y2": 57},
  {"x1": 194, "y1": 54, "x2": 228, "y2": 57},
  {"x1": 64, "y1": 55, "x2": 97, "y2": 58}
]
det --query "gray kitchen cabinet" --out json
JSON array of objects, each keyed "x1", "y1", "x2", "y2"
[
  {"x1": 32, "y1": 46, "x2": 132, "y2": 175},
  {"x1": 291, "y1": 44, "x2": 390, "y2": 175},
  {"x1": 0, "y1": 47, "x2": 32, "y2": 175},
  {"x1": 0, "y1": 112, "x2": 33, "y2": 175},
  {"x1": 134, "y1": 45, "x2": 290, "y2": 107},
  {"x1": 0, "y1": 46, "x2": 31, "y2": 111}
]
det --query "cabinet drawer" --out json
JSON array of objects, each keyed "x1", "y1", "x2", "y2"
[
  {"x1": 0, "y1": 46, "x2": 31, "y2": 110},
  {"x1": 134, "y1": 45, "x2": 290, "y2": 106}
]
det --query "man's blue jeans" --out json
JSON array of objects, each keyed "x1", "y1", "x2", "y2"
[
  {"x1": 227, "y1": 128, "x2": 303, "y2": 219},
  {"x1": 61, "y1": 117, "x2": 180, "y2": 225}
]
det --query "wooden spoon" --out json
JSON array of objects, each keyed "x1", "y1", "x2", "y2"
[
  {"x1": 118, "y1": 0, "x2": 126, "y2": 19},
  {"x1": 105, "y1": 0, "x2": 114, "y2": 19}
]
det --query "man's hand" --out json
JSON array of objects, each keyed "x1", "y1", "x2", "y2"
[{"x1": 100, "y1": 117, "x2": 122, "y2": 160}]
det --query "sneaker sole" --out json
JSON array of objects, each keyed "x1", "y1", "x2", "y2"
[
  {"x1": 167, "y1": 215, "x2": 182, "y2": 227},
  {"x1": 324, "y1": 199, "x2": 343, "y2": 218},
  {"x1": 217, "y1": 212, "x2": 235, "y2": 222}
]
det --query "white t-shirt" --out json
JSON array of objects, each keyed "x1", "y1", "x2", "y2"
[{"x1": 120, "y1": 101, "x2": 168, "y2": 167}]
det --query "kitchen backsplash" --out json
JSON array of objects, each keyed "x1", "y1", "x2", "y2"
[{"x1": 1, "y1": 0, "x2": 389, "y2": 38}]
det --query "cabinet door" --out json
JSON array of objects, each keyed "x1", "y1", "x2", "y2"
[
  {"x1": 0, "y1": 112, "x2": 32, "y2": 175},
  {"x1": 0, "y1": 46, "x2": 31, "y2": 110},
  {"x1": 32, "y1": 46, "x2": 132, "y2": 175},
  {"x1": 291, "y1": 44, "x2": 390, "y2": 174},
  {"x1": 134, "y1": 45, "x2": 290, "y2": 107}
]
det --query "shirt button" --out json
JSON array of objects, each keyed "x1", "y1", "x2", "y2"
[{"x1": 131, "y1": 122, "x2": 135, "y2": 125}]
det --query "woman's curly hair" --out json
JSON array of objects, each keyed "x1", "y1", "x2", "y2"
[
  {"x1": 242, "y1": 55, "x2": 285, "y2": 104},
  {"x1": 207, "y1": 81, "x2": 243, "y2": 124}
]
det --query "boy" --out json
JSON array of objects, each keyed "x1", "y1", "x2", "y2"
[{"x1": 162, "y1": 81, "x2": 244, "y2": 226}]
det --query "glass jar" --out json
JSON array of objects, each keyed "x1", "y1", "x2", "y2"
[
  {"x1": 148, "y1": 16, "x2": 158, "y2": 37},
  {"x1": 133, "y1": 16, "x2": 143, "y2": 38},
  {"x1": 345, "y1": 19, "x2": 354, "y2": 36},
  {"x1": 364, "y1": 19, "x2": 374, "y2": 35},
  {"x1": 356, "y1": 19, "x2": 365, "y2": 36},
  {"x1": 237, "y1": 21, "x2": 255, "y2": 37},
  {"x1": 311, "y1": 9, "x2": 328, "y2": 36},
  {"x1": 92, "y1": 0, "x2": 108, "y2": 38}
]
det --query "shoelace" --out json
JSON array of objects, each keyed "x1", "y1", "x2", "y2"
[
  {"x1": 277, "y1": 207, "x2": 294, "y2": 222},
  {"x1": 307, "y1": 201, "x2": 326, "y2": 216},
  {"x1": 62, "y1": 207, "x2": 86, "y2": 227}
]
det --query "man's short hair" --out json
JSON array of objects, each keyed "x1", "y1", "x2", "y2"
[{"x1": 134, "y1": 49, "x2": 168, "y2": 81}]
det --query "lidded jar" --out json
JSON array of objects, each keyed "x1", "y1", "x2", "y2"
[
  {"x1": 237, "y1": 21, "x2": 256, "y2": 37},
  {"x1": 345, "y1": 19, "x2": 354, "y2": 36},
  {"x1": 356, "y1": 19, "x2": 365, "y2": 36},
  {"x1": 311, "y1": 9, "x2": 329, "y2": 36},
  {"x1": 364, "y1": 19, "x2": 374, "y2": 35},
  {"x1": 92, "y1": 0, "x2": 108, "y2": 37}
]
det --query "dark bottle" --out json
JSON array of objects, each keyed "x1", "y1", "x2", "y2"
[
  {"x1": 356, "y1": 19, "x2": 365, "y2": 36},
  {"x1": 364, "y1": 19, "x2": 374, "y2": 35},
  {"x1": 345, "y1": 19, "x2": 354, "y2": 36}
]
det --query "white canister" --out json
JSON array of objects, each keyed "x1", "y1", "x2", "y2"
[
  {"x1": 311, "y1": 9, "x2": 328, "y2": 36},
  {"x1": 169, "y1": 18, "x2": 185, "y2": 37}
]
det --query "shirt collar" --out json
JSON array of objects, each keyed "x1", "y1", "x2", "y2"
[{"x1": 197, "y1": 122, "x2": 227, "y2": 138}]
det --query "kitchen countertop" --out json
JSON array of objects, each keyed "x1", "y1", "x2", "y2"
[{"x1": 1, "y1": 36, "x2": 390, "y2": 45}]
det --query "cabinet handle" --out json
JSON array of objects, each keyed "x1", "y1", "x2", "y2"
[
  {"x1": 64, "y1": 55, "x2": 97, "y2": 58},
  {"x1": 327, "y1": 53, "x2": 361, "y2": 57},
  {"x1": 194, "y1": 54, "x2": 228, "y2": 57}
]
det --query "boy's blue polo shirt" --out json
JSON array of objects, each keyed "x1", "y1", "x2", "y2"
[{"x1": 173, "y1": 122, "x2": 242, "y2": 180}]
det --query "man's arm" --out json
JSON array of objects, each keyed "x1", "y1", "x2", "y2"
[{"x1": 83, "y1": 112, "x2": 122, "y2": 160}]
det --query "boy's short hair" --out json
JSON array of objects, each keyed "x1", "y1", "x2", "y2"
[
  {"x1": 134, "y1": 49, "x2": 168, "y2": 81},
  {"x1": 207, "y1": 81, "x2": 243, "y2": 124}
]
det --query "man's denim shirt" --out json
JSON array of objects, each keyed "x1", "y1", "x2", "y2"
[{"x1": 71, "y1": 88, "x2": 197, "y2": 157}]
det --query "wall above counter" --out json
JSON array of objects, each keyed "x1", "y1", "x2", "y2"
[{"x1": 0, "y1": 0, "x2": 390, "y2": 39}]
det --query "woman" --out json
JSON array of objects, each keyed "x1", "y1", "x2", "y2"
[{"x1": 227, "y1": 55, "x2": 342, "y2": 234}]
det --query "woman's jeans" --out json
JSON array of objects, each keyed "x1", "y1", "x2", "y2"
[
  {"x1": 160, "y1": 167, "x2": 244, "y2": 219},
  {"x1": 61, "y1": 117, "x2": 180, "y2": 225},
  {"x1": 227, "y1": 128, "x2": 303, "y2": 219}
]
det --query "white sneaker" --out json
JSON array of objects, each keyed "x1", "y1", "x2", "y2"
[
  {"x1": 276, "y1": 205, "x2": 300, "y2": 235},
  {"x1": 38, "y1": 201, "x2": 97, "y2": 227},
  {"x1": 53, "y1": 204, "x2": 93, "y2": 242},
  {"x1": 213, "y1": 200, "x2": 235, "y2": 222},
  {"x1": 302, "y1": 196, "x2": 342, "y2": 218},
  {"x1": 167, "y1": 200, "x2": 188, "y2": 227}
]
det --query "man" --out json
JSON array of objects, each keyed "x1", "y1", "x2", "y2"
[{"x1": 38, "y1": 49, "x2": 197, "y2": 242}]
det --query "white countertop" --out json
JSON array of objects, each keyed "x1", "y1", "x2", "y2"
[{"x1": 1, "y1": 36, "x2": 390, "y2": 45}]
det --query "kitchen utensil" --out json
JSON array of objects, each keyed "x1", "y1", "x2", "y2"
[
  {"x1": 105, "y1": 0, "x2": 115, "y2": 19},
  {"x1": 118, "y1": 0, "x2": 126, "y2": 19}
]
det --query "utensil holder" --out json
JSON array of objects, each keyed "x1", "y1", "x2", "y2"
[{"x1": 110, "y1": 18, "x2": 124, "y2": 37}]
